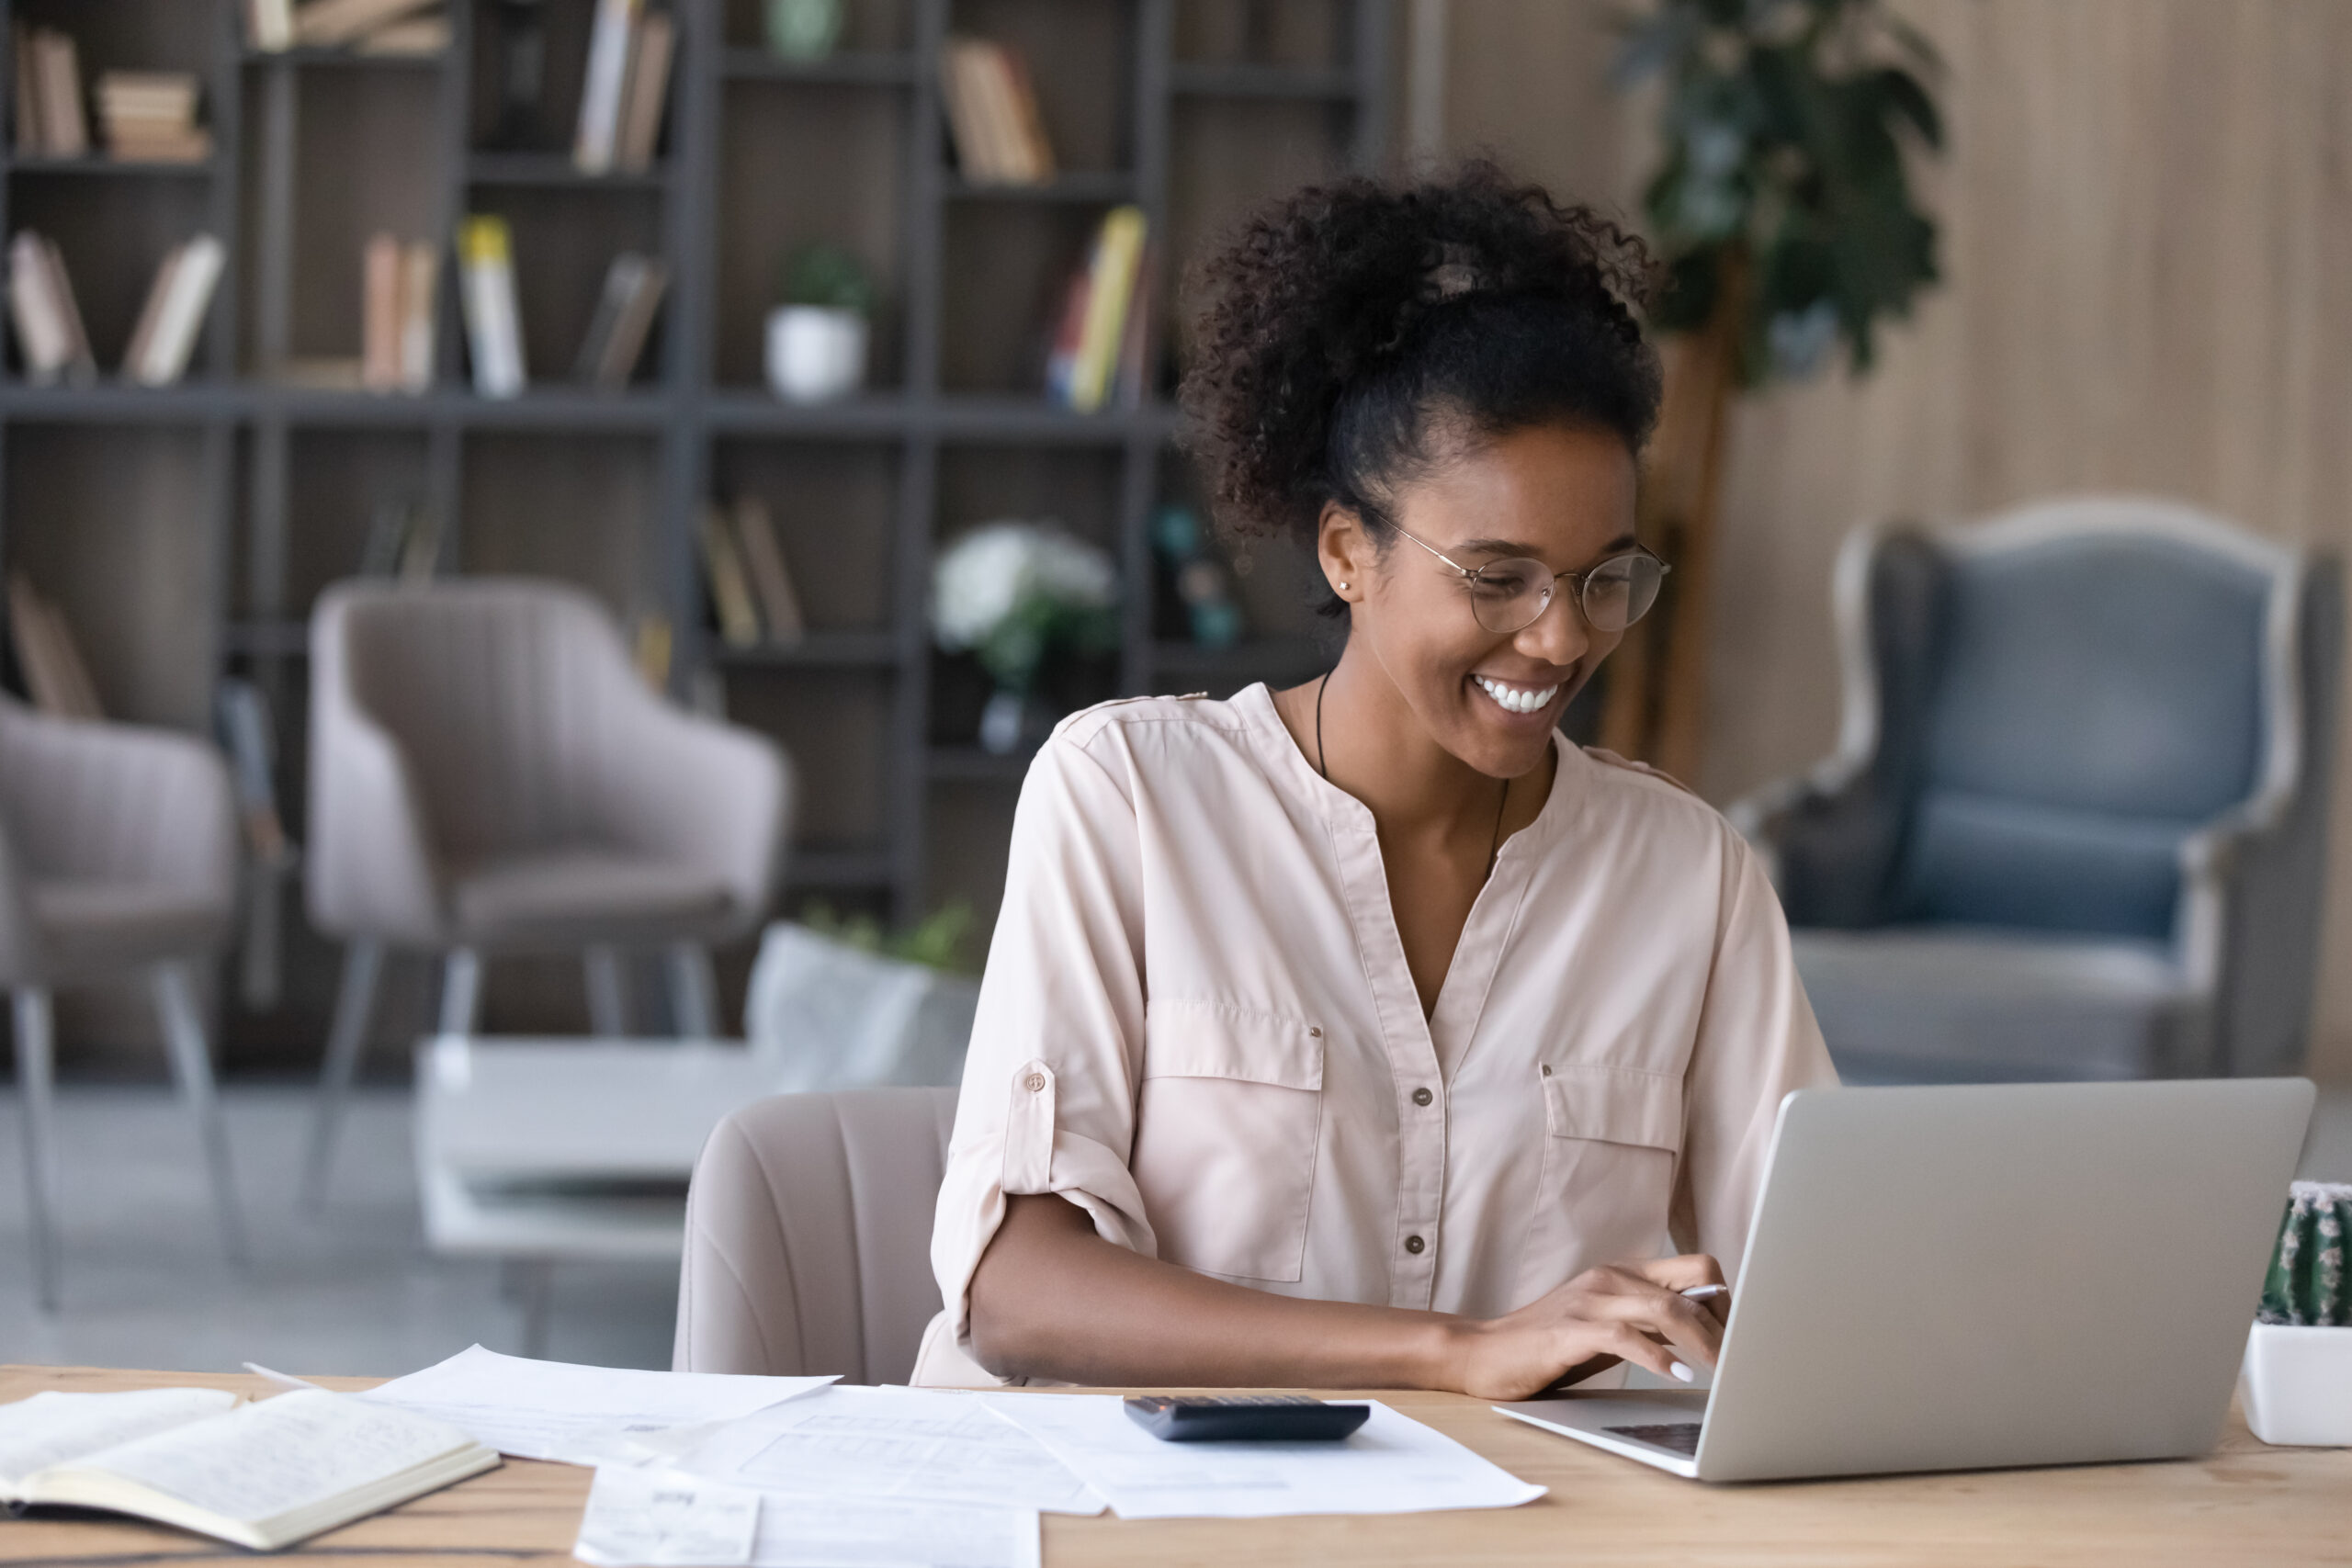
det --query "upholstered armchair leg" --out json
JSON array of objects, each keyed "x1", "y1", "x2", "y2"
[
  {"x1": 439, "y1": 948, "x2": 485, "y2": 1036},
  {"x1": 665, "y1": 942, "x2": 718, "y2": 1040},
  {"x1": 304, "y1": 939, "x2": 384, "y2": 1209},
  {"x1": 13, "y1": 987, "x2": 60, "y2": 1312},
  {"x1": 152, "y1": 962, "x2": 248, "y2": 1264},
  {"x1": 583, "y1": 945, "x2": 629, "y2": 1037}
]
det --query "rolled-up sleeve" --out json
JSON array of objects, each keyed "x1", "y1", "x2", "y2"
[
  {"x1": 928, "y1": 726, "x2": 1158, "y2": 1368},
  {"x1": 1669, "y1": 826, "x2": 1839, "y2": 1280}
]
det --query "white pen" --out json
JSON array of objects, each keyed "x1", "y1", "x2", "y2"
[{"x1": 1665, "y1": 1284, "x2": 1730, "y2": 1383}]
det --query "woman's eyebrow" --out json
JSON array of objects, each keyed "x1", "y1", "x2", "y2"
[{"x1": 1456, "y1": 532, "x2": 1642, "y2": 561}]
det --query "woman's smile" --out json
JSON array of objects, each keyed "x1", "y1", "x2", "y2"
[{"x1": 1470, "y1": 670, "x2": 1571, "y2": 719}]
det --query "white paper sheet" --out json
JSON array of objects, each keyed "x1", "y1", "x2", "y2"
[
  {"x1": 0, "y1": 1388, "x2": 240, "y2": 1492},
  {"x1": 359, "y1": 1347, "x2": 834, "y2": 1466},
  {"x1": 645, "y1": 1386, "x2": 1100, "y2": 1515},
  {"x1": 980, "y1": 1395, "x2": 1546, "y2": 1519},
  {"x1": 574, "y1": 1466, "x2": 762, "y2": 1566},
  {"x1": 748, "y1": 1495, "x2": 1039, "y2": 1568}
]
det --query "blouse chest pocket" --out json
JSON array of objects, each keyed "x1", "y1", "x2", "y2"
[
  {"x1": 1129, "y1": 999, "x2": 1325, "y2": 1284},
  {"x1": 1518, "y1": 1062, "x2": 1685, "y2": 1304}
]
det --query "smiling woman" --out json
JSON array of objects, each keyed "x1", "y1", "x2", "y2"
[{"x1": 914, "y1": 163, "x2": 1838, "y2": 1398}]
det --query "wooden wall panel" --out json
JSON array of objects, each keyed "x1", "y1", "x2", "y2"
[{"x1": 1442, "y1": 0, "x2": 2352, "y2": 1074}]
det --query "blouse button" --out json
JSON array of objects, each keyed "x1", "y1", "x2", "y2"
[
  {"x1": 1541, "y1": 1065, "x2": 1554, "y2": 1077},
  {"x1": 1023, "y1": 1072, "x2": 1046, "y2": 1093},
  {"x1": 1411, "y1": 1087, "x2": 1433, "y2": 1107},
  {"x1": 1307, "y1": 1026, "x2": 1322, "y2": 1039},
  {"x1": 1404, "y1": 1235, "x2": 1426, "y2": 1255}
]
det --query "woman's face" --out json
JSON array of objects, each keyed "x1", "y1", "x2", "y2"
[{"x1": 1321, "y1": 420, "x2": 1640, "y2": 780}]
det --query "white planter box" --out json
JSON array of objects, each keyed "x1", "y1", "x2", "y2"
[
  {"x1": 764, "y1": 305, "x2": 867, "y2": 403},
  {"x1": 2240, "y1": 1322, "x2": 2352, "y2": 1446}
]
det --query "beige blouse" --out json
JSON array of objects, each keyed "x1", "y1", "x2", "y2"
[{"x1": 914, "y1": 682, "x2": 1836, "y2": 1386}]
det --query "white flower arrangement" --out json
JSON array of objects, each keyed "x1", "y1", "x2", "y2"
[{"x1": 930, "y1": 521, "x2": 1119, "y2": 695}]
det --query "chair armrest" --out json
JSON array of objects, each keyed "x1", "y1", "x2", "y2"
[
  {"x1": 600, "y1": 699, "x2": 793, "y2": 935},
  {"x1": 1724, "y1": 773, "x2": 1820, "y2": 875},
  {"x1": 0, "y1": 706, "x2": 236, "y2": 901},
  {"x1": 305, "y1": 654, "x2": 447, "y2": 945}
]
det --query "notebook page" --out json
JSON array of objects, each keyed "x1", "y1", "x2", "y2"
[
  {"x1": 0, "y1": 1389, "x2": 239, "y2": 1492},
  {"x1": 67, "y1": 1390, "x2": 475, "y2": 1526}
]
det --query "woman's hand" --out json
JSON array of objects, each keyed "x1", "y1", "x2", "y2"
[{"x1": 1445, "y1": 1255, "x2": 1729, "y2": 1401}]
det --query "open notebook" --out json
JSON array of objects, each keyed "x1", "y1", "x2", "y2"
[{"x1": 0, "y1": 1386, "x2": 499, "y2": 1550}]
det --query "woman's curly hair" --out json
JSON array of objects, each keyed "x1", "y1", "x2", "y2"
[{"x1": 1179, "y1": 161, "x2": 1662, "y2": 581}]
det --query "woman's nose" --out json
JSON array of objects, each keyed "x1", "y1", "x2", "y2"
[{"x1": 1513, "y1": 584, "x2": 1590, "y2": 667}]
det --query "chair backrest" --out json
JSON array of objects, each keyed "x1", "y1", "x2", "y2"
[
  {"x1": 320, "y1": 578, "x2": 645, "y2": 865},
  {"x1": 673, "y1": 1086, "x2": 960, "y2": 1382},
  {"x1": 1860, "y1": 501, "x2": 2301, "y2": 941}
]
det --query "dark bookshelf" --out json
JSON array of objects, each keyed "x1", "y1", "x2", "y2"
[{"x1": 0, "y1": 0, "x2": 1393, "y2": 1060}]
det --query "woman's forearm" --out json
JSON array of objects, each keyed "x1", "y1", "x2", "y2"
[{"x1": 968, "y1": 1192, "x2": 1468, "y2": 1388}]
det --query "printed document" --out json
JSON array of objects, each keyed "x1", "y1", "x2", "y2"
[
  {"x1": 360, "y1": 1346, "x2": 834, "y2": 1466},
  {"x1": 981, "y1": 1394, "x2": 1545, "y2": 1519},
  {"x1": 646, "y1": 1385, "x2": 1102, "y2": 1516},
  {"x1": 574, "y1": 1466, "x2": 761, "y2": 1566}
]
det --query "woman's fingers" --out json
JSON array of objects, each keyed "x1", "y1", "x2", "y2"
[
  {"x1": 1587, "y1": 1275, "x2": 1724, "y2": 1366},
  {"x1": 1631, "y1": 1253, "x2": 1727, "y2": 1293},
  {"x1": 1591, "y1": 1322, "x2": 1686, "y2": 1383}
]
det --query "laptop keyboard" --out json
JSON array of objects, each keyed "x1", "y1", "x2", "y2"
[{"x1": 1604, "y1": 1422, "x2": 1702, "y2": 1457}]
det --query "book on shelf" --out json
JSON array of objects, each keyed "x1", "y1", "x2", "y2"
[
  {"x1": 730, "y1": 495, "x2": 807, "y2": 644},
  {"x1": 362, "y1": 233, "x2": 401, "y2": 390},
  {"x1": 363, "y1": 233, "x2": 435, "y2": 393},
  {"x1": 215, "y1": 678, "x2": 291, "y2": 869},
  {"x1": 6, "y1": 572, "x2": 103, "y2": 720},
  {"x1": 96, "y1": 71, "x2": 209, "y2": 164},
  {"x1": 14, "y1": 25, "x2": 89, "y2": 159},
  {"x1": 0, "y1": 1386, "x2": 497, "y2": 1551},
  {"x1": 457, "y1": 216, "x2": 526, "y2": 399},
  {"x1": 245, "y1": 0, "x2": 296, "y2": 52},
  {"x1": 8, "y1": 231, "x2": 97, "y2": 387},
  {"x1": 1046, "y1": 205, "x2": 1147, "y2": 412},
  {"x1": 291, "y1": 0, "x2": 440, "y2": 48},
  {"x1": 698, "y1": 504, "x2": 763, "y2": 649},
  {"x1": 573, "y1": 0, "x2": 643, "y2": 175},
  {"x1": 572, "y1": 253, "x2": 667, "y2": 391},
  {"x1": 941, "y1": 37, "x2": 1055, "y2": 185},
  {"x1": 356, "y1": 12, "x2": 450, "y2": 56},
  {"x1": 356, "y1": 494, "x2": 446, "y2": 581},
  {"x1": 123, "y1": 234, "x2": 224, "y2": 387},
  {"x1": 615, "y1": 8, "x2": 674, "y2": 174}
]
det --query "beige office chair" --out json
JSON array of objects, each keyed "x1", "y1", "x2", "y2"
[
  {"x1": 304, "y1": 579, "x2": 792, "y2": 1201},
  {"x1": 673, "y1": 1087, "x2": 959, "y2": 1382},
  {"x1": 0, "y1": 695, "x2": 245, "y2": 1311}
]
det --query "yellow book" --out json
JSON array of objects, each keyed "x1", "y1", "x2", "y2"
[{"x1": 1069, "y1": 206, "x2": 1146, "y2": 412}]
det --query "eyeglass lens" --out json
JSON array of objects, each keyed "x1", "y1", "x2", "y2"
[{"x1": 1471, "y1": 554, "x2": 1665, "y2": 635}]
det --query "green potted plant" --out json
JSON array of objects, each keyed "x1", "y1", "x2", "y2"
[
  {"x1": 766, "y1": 242, "x2": 873, "y2": 403},
  {"x1": 2242, "y1": 1180, "x2": 2352, "y2": 1446}
]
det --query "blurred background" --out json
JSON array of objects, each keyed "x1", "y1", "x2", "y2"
[{"x1": 1, "y1": 0, "x2": 2346, "y2": 1372}]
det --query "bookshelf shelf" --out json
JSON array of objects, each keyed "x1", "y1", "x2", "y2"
[
  {"x1": 719, "y1": 48, "x2": 919, "y2": 85},
  {"x1": 6, "y1": 155, "x2": 218, "y2": 177},
  {"x1": 464, "y1": 153, "x2": 673, "y2": 190},
  {"x1": 942, "y1": 172, "x2": 1136, "y2": 204},
  {"x1": 0, "y1": 0, "x2": 1393, "y2": 1063}
]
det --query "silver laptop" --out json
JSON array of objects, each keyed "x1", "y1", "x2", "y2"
[{"x1": 1498, "y1": 1078, "x2": 2312, "y2": 1482}]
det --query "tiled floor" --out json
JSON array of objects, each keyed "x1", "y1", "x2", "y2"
[
  {"x1": 0, "y1": 1085, "x2": 676, "y2": 1375},
  {"x1": 2, "y1": 1080, "x2": 2348, "y2": 1379}
]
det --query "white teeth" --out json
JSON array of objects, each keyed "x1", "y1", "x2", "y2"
[{"x1": 1474, "y1": 675, "x2": 1561, "y2": 715}]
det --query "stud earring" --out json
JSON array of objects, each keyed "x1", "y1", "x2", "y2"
[{"x1": 1338, "y1": 581, "x2": 1350, "y2": 591}]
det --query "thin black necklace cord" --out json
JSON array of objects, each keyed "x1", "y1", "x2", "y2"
[{"x1": 1315, "y1": 672, "x2": 1510, "y2": 874}]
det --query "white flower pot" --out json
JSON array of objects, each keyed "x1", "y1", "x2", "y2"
[
  {"x1": 765, "y1": 305, "x2": 866, "y2": 403},
  {"x1": 2240, "y1": 1322, "x2": 2352, "y2": 1445}
]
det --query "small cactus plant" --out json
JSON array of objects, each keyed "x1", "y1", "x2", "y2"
[{"x1": 2258, "y1": 1181, "x2": 2352, "y2": 1326}]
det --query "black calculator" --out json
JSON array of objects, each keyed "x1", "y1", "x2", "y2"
[{"x1": 1123, "y1": 1394, "x2": 1371, "y2": 1443}]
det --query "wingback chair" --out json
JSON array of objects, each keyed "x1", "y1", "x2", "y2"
[
  {"x1": 0, "y1": 695, "x2": 245, "y2": 1310},
  {"x1": 1731, "y1": 497, "x2": 2341, "y2": 1084},
  {"x1": 304, "y1": 579, "x2": 792, "y2": 1200}
]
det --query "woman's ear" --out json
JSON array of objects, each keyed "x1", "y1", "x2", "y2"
[{"x1": 1317, "y1": 502, "x2": 1374, "y2": 604}]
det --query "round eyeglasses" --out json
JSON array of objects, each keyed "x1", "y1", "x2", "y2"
[{"x1": 1385, "y1": 524, "x2": 1671, "y2": 636}]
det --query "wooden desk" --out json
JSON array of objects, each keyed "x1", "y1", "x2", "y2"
[{"x1": 6, "y1": 1364, "x2": 2349, "y2": 1566}]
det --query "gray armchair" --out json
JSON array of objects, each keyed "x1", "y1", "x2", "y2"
[
  {"x1": 304, "y1": 579, "x2": 792, "y2": 1199},
  {"x1": 1732, "y1": 497, "x2": 2340, "y2": 1083},
  {"x1": 0, "y1": 696, "x2": 245, "y2": 1310}
]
